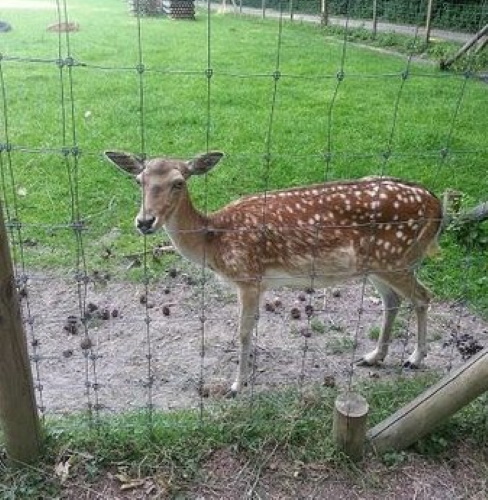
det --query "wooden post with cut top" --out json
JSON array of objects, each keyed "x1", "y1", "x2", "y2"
[
  {"x1": 333, "y1": 391, "x2": 369, "y2": 461},
  {"x1": 0, "y1": 201, "x2": 41, "y2": 466}
]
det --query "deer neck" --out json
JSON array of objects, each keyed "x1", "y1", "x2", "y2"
[{"x1": 163, "y1": 190, "x2": 212, "y2": 266}]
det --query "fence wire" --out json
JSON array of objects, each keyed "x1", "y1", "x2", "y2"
[{"x1": 0, "y1": 0, "x2": 486, "y2": 440}]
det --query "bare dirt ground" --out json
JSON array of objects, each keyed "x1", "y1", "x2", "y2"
[
  {"x1": 20, "y1": 260, "x2": 487, "y2": 498},
  {"x1": 59, "y1": 441, "x2": 488, "y2": 499},
  {"x1": 24, "y1": 260, "x2": 487, "y2": 415}
]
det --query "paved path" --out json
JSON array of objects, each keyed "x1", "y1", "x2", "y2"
[{"x1": 199, "y1": 1, "x2": 474, "y2": 44}]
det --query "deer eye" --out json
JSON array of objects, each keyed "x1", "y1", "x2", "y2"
[{"x1": 172, "y1": 180, "x2": 184, "y2": 191}]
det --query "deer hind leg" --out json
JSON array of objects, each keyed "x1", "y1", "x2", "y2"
[
  {"x1": 358, "y1": 277, "x2": 402, "y2": 366},
  {"x1": 231, "y1": 284, "x2": 262, "y2": 395},
  {"x1": 368, "y1": 270, "x2": 432, "y2": 368}
]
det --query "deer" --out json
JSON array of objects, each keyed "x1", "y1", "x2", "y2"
[{"x1": 104, "y1": 150, "x2": 444, "y2": 395}]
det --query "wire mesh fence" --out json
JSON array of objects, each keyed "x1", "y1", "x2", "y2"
[
  {"x1": 0, "y1": 0, "x2": 486, "y2": 448},
  {"x1": 212, "y1": 0, "x2": 487, "y2": 33}
]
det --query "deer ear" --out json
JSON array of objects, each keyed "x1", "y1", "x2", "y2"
[
  {"x1": 104, "y1": 151, "x2": 144, "y2": 177},
  {"x1": 185, "y1": 151, "x2": 224, "y2": 177}
]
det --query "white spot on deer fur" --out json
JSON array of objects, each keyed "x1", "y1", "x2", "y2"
[
  {"x1": 314, "y1": 214, "x2": 321, "y2": 222},
  {"x1": 311, "y1": 189, "x2": 319, "y2": 196},
  {"x1": 384, "y1": 241, "x2": 391, "y2": 250},
  {"x1": 379, "y1": 193, "x2": 388, "y2": 200},
  {"x1": 393, "y1": 201, "x2": 400, "y2": 209},
  {"x1": 295, "y1": 203, "x2": 301, "y2": 210},
  {"x1": 308, "y1": 217, "x2": 315, "y2": 225},
  {"x1": 396, "y1": 231, "x2": 404, "y2": 239}
]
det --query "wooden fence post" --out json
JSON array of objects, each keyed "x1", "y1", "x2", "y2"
[
  {"x1": 261, "y1": 0, "x2": 266, "y2": 19},
  {"x1": 372, "y1": 0, "x2": 378, "y2": 39},
  {"x1": 333, "y1": 391, "x2": 369, "y2": 461},
  {"x1": 425, "y1": 0, "x2": 434, "y2": 44},
  {"x1": 321, "y1": 0, "x2": 328, "y2": 26},
  {"x1": 0, "y1": 202, "x2": 41, "y2": 466}
]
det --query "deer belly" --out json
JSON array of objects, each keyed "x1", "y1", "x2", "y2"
[{"x1": 262, "y1": 245, "x2": 358, "y2": 289}]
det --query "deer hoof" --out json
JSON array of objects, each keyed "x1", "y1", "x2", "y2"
[
  {"x1": 356, "y1": 358, "x2": 380, "y2": 367},
  {"x1": 403, "y1": 360, "x2": 419, "y2": 370},
  {"x1": 356, "y1": 351, "x2": 384, "y2": 367}
]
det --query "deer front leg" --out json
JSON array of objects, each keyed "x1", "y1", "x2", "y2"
[{"x1": 231, "y1": 285, "x2": 261, "y2": 395}]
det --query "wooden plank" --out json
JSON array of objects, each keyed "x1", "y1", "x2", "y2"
[{"x1": 368, "y1": 348, "x2": 488, "y2": 453}]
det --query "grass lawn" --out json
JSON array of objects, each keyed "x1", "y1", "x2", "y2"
[
  {"x1": 0, "y1": 1, "x2": 487, "y2": 496},
  {"x1": 1, "y1": 376, "x2": 487, "y2": 497},
  {"x1": 0, "y1": 2, "x2": 486, "y2": 313}
]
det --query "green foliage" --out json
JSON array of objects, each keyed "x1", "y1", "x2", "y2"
[
  {"x1": 310, "y1": 317, "x2": 326, "y2": 333},
  {"x1": 326, "y1": 335, "x2": 356, "y2": 353},
  {"x1": 448, "y1": 219, "x2": 488, "y2": 251},
  {"x1": 0, "y1": 1, "x2": 486, "y2": 317}
]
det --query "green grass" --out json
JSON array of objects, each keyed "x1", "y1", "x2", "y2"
[
  {"x1": 0, "y1": 5, "x2": 487, "y2": 495},
  {"x1": 1, "y1": 375, "x2": 487, "y2": 496},
  {"x1": 1, "y1": 1, "x2": 486, "y2": 312}
]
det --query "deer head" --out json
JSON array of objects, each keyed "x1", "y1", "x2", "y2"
[{"x1": 104, "y1": 151, "x2": 224, "y2": 234}]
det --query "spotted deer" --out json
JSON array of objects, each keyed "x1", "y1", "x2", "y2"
[{"x1": 105, "y1": 151, "x2": 443, "y2": 394}]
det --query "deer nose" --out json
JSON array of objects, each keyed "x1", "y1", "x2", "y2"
[{"x1": 136, "y1": 216, "x2": 156, "y2": 234}]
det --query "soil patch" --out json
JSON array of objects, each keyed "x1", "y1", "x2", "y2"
[{"x1": 23, "y1": 261, "x2": 487, "y2": 415}]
